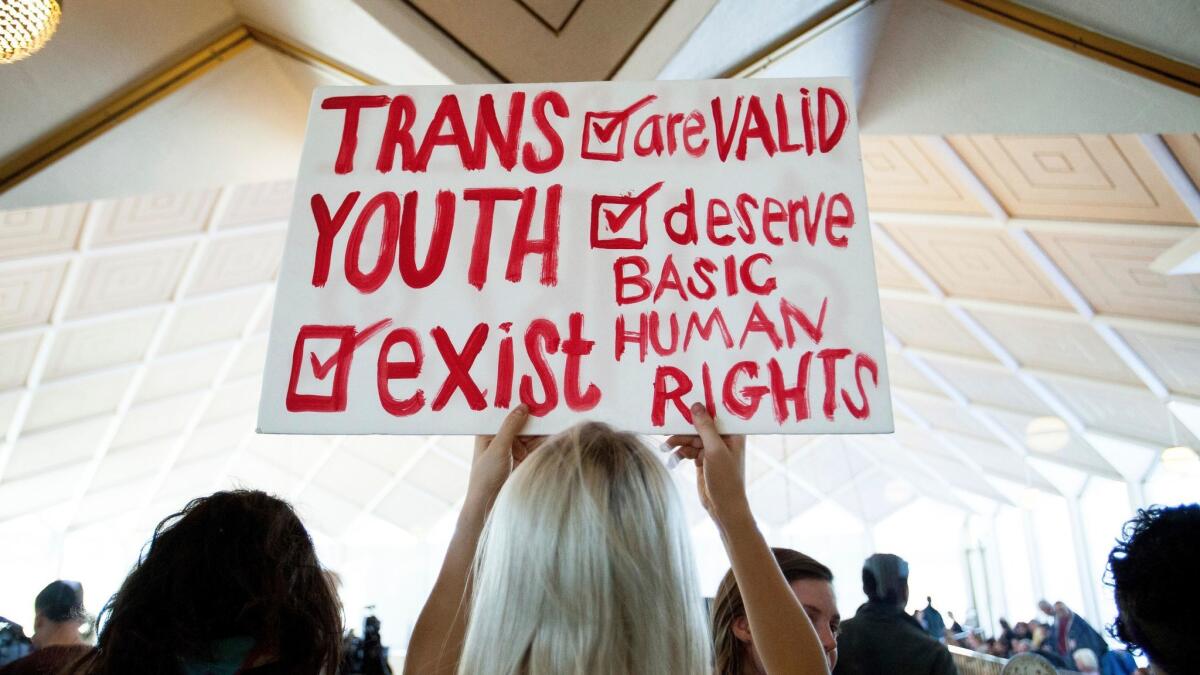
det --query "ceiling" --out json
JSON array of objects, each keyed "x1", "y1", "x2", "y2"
[{"x1": 0, "y1": 0, "x2": 1197, "y2": 550}]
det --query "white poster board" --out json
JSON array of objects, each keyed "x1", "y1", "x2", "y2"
[{"x1": 258, "y1": 78, "x2": 892, "y2": 434}]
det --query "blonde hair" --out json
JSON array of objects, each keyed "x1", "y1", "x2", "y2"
[{"x1": 458, "y1": 422, "x2": 712, "y2": 675}]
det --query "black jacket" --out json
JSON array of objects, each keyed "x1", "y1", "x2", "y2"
[{"x1": 833, "y1": 602, "x2": 957, "y2": 675}]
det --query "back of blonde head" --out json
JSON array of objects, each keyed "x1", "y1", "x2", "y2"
[{"x1": 458, "y1": 422, "x2": 712, "y2": 675}]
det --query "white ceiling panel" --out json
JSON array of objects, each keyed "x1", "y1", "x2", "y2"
[
  {"x1": 434, "y1": 436, "x2": 475, "y2": 464},
  {"x1": 886, "y1": 349, "x2": 941, "y2": 394},
  {"x1": 912, "y1": 452, "x2": 1004, "y2": 501},
  {"x1": 374, "y1": 482, "x2": 452, "y2": 536},
  {"x1": 66, "y1": 244, "x2": 193, "y2": 318},
  {"x1": 43, "y1": 310, "x2": 162, "y2": 380},
  {"x1": 403, "y1": 450, "x2": 469, "y2": 506},
  {"x1": 179, "y1": 414, "x2": 255, "y2": 464},
  {"x1": 344, "y1": 435, "x2": 430, "y2": 474},
  {"x1": 880, "y1": 296, "x2": 995, "y2": 360},
  {"x1": 160, "y1": 289, "x2": 263, "y2": 354},
  {"x1": 0, "y1": 261, "x2": 68, "y2": 330},
  {"x1": 791, "y1": 440, "x2": 869, "y2": 494},
  {"x1": 833, "y1": 469, "x2": 915, "y2": 524},
  {"x1": 0, "y1": 331, "x2": 43, "y2": 390},
  {"x1": 0, "y1": 390, "x2": 21, "y2": 433},
  {"x1": 309, "y1": 450, "x2": 390, "y2": 508},
  {"x1": 293, "y1": 484, "x2": 361, "y2": 537},
  {"x1": 157, "y1": 455, "x2": 228, "y2": 502},
  {"x1": 1117, "y1": 324, "x2": 1200, "y2": 399},
  {"x1": 73, "y1": 480, "x2": 151, "y2": 527},
  {"x1": 0, "y1": 203, "x2": 86, "y2": 260},
  {"x1": 187, "y1": 230, "x2": 285, "y2": 297},
  {"x1": 745, "y1": 451, "x2": 771, "y2": 484},
  {"x1": 749, "y1": 473, "x2": 818, "y2": 526},
  {"x1": 0, "y1": 463, "x2": 88, "y2": 521},
  {"x1": 985, "y1": 407, "x2": 1118, "y2": 478},
  {"x1": 90, "y1": 190, "x2": 217, "y2": 247},
  {"x1": 970, "y1": 307, "x2": 1140, "y2": 385},
  {"x1": 219, "y1": 180, "x2": 295, "y2": 229},
  {"x1": 225, "y1": 452, "x2": 304, "y2": 497},
  {"x1": 2, "y1": 417, "x2": 107, "y2": 483},
  {"x1": 246, "y1": 432, "x2": 333, "y2": 478},
  {"x1": 1039, "y1": 374, "x2": 1194, "y2": 447},
  {"x1": 111, "y1": 391, "x2": 206, "y2": 450},
  {"x1": 90, "y1": 438, "x2": 173, "y2": 492},
  {"x1": 135, "y1": 345, "x2": 229, "y2": 403},
  {"x1": 227, "y1": 334, "x2": 270, "y2": 381},
  {"x1": 921, "y1": 355, "x2": 1051, "y2": 416},
  {"x1": 894, "y1": 390, "x2": 996, "y2": 441},
  {"x1": 202, "y1": 376, "x2": 263, "y2": 425},
  {"x1": 24, "y1": 368, "x2": 134, "y2": 434}
]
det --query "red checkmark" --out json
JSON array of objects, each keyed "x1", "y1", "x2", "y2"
[
  {"x1": 286, "y1": 319, "x2": 394, "y2": 413},
  {"x1": 590, "y1": 181, "x2": 665, "y2": 250},
  {"x1": 309, "y1": 318, "x2": 392, "y2": 379},
  {"x1": 581, "y1": 94, "x2": 658, "y2": 161}
]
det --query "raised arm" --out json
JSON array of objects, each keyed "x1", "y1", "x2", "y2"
[
  {"x1": 669, "y1": 403, "x2": 830, "y2": 675},
  {"x1": 403, "y1": 406, "x2": 532, "y2": 675}
]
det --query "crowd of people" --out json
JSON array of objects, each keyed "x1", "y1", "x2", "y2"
[
  {"x1": 930, "y1": 599, "x2": 1137, "y2": 674},
  {"x1": 0, "y1": 405, "x2": 1195, "y2": 674}
]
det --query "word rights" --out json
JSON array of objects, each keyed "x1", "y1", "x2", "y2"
[{"x1": 258, "y1": 78, "x2": 893, "y2": 435}]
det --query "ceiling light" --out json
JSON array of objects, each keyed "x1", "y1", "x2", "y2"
[
  {"x1": 1, "y1": 0, "x2": 61, "y2": 64},
  {"x1": 1025, "y1": 416, "x2": 1069, "y2": 453},
  {"x1": 1161, "y1": 445, "x2": 1200, "y2": 475}
]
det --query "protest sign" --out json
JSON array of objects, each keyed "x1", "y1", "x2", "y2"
[{"x1": 257, "y1": 78, "x2": 892, "y2": 434}]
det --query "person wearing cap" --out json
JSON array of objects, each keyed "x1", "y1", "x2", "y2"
[
  {"x1": 831, "y1": 553, "x2": 956, "y2": 675},
  {"x1": 0, "y1": 581, "x2": 91, "y2": 675}
]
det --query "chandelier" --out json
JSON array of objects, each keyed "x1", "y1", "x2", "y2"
[{"x1": 1, "y1": 0, "x2": 62, "y2": 63}]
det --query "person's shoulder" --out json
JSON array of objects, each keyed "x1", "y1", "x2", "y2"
[{"x1": 0, "y1": 644, "x2": 92, "y2": 675}]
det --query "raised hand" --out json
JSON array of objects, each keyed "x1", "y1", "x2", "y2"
[
  {"x1": 665, "y1": 403, "x2": 749, "y2": 528},
  {"x1": 466, "y1": 405, "x2": 538, "y2": 513}
]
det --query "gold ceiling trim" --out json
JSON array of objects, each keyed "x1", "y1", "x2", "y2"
[
  {"x1": 0, "y1": 24, "x2": 376, "y2": 198},
  {"x1": 943, "y1": 0, "x2": 1200, "y2": 98},
  {"x1": 721, "y1": 0, "x2": 875, "y2": 79}
]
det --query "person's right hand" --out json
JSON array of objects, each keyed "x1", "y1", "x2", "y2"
[{"x1": 665, "y1": 403, "x2": 750, "y2": 527}]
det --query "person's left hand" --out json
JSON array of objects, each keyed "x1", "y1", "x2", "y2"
[
  {"x1": 465, "y1": 405, "x2": 544, "y2": 512},
  {"x1": 664, "y1": 404, "x2": 749, "y2": 526}
]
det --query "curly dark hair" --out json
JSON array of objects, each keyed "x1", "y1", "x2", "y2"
[
  {"x1": 70, "y1": 490, "x2": 343, "y2": 674},
  {"x1": 1107, "y1": 503, "x2": 1200, "y2": 675}
]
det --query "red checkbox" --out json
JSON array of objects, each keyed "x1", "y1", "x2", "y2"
[
  {"x1": 590, "y1": 181, "x2": 665, "y2": 250},
  {"x1": 581, "y1": 94, "x2": 658, "y2": 162},
  {"x1": 285, "y1": 320, "x2": 392, "y2": 413}
]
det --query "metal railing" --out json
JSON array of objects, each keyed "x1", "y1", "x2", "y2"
[
  {"x1": 948, "y1": 645, "x2": 1083, "y2": 675},
  {"x1": 949, "y1": 646, "x2": 1008, "y2": 675}
]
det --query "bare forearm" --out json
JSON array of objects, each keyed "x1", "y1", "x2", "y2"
[
  {"x1": 718, "y1": 507, "x2": 829, "y2": 675},
  {"x1": 404, "y1": 500, "x2": 488, "y2": 675}
]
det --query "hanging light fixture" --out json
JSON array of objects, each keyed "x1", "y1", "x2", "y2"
[
  {"x1": 1025, "y1": 416, "x2": 1069, "y2": 453},
  {"x1": 1161, "y1": 445, "x2": 1200, "y2": 475},
  {"x1": 1, "y1": 0, "x2": 62, "y2": 64}
]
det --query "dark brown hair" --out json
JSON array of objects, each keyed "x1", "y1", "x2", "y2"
[
  {"x1": 72, "y1": 490, "x2": 342, "y2": 674},
  {"x1": 1108, "y1": 504, "x2": 1200, "y2": 674},
  {"x1": 711, "y1": 548, "x2": 833, "y2": 675}
]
